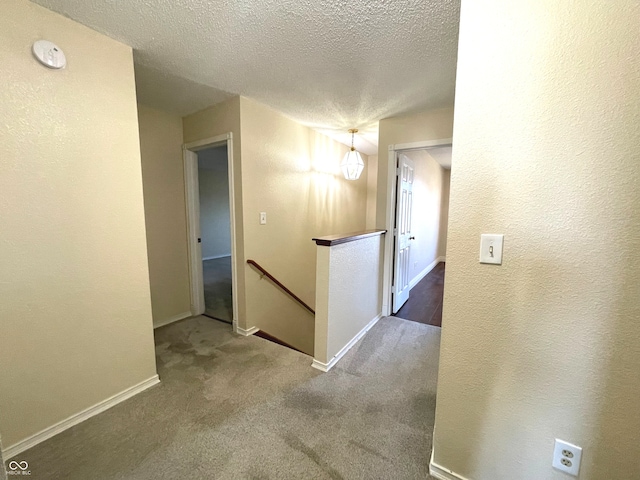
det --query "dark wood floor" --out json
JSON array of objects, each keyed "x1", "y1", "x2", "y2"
[{"x1": 393, "y1": 262, "x2": 445, "y2": 327}]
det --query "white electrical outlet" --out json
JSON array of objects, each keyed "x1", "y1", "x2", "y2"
[{"x1": 553, "y1": 439, "x2": 582, "y2": 476}]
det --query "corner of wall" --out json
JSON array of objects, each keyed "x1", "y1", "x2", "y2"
[{"x1": 181, "y1": 95, "x2": 247, "y2": 330}]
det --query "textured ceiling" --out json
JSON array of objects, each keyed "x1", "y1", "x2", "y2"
[
  {"x1": 427, "y1": 145, "x2": 453, "y2": 169},
  {"x1": 32, "y1": 0, "x2": 460, "y2": 153}
]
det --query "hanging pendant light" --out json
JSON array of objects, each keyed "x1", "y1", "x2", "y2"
[{"x1": 341, "y1": 128, "x2": 365, "y2": 180}]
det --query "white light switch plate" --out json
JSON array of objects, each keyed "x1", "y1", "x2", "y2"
[
  {"x1": 259, "y1": 212, "x2": 267, "y2": 225},
  {"x1": 479, "y1": 234, "x2": 504, "y2": 264}
]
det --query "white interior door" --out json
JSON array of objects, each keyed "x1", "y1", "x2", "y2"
[
  {"x1": 393, "y1": 153, "x2": 415, "y2": 313},
  {"x1": 184, "y1": 149, "x2": 206, "y2": 316}
]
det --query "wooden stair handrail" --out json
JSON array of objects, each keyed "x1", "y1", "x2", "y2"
[{"x1": 247, "y1": 259, "x2": 315, "y2": 315}]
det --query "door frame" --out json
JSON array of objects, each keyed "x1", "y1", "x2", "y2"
[
  {"x1": 183, "y1": 133, "x2": 240, "y2": 332},
  {"x1": 382, "y1": 138, "x2": 452, "y2": 317},
  {"x1": 392, "y1": 153, "x2": 415, "y2": 313}
]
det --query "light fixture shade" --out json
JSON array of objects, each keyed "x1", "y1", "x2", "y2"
[{"x1": 341, "y1": 150, "x2": 364, "y2": 180}]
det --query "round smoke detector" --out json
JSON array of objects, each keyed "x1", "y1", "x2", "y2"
[{"x1": 32, "y1": 40, "x2": 66, "y2": 69}]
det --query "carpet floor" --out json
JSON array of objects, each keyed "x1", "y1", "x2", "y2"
[
  {"x1": 13, "y1": 316, "x2": 440, "y2": 479},
  {"x1": 203, "y1": 256, "x2": 233, "y2": 323}
]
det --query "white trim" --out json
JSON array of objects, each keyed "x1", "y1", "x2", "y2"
[
  {"x1": 202, "y1": 254, "x2": 232, "y2": 261},
  {"x1": 183, "y1": 133, "x2": 239, "y2": 333},
  {"x1": 153, "y1": 311, "x2": 191, "y2": 329},
  {"x1": 312, "y1": 313, "x2": 383, "y2": 372},
  {"x1": 430, "y1": 453, "x2": 471, "y2": 480},
  {"x1": 183, "y1": 133, "x2": 231, "y2": 152},
  {"x1": 409, "y1": 256, "x2": 446, "y2": 290},
  {"x1": 236, "y1": 326, "x2": 259, "y2": 336},
  {"x1": 390, "y1": 139, "x2": 453, "y2": 152},
  {"x1": 226, "y1": 138, "x2": 240, "y2": 335},
  {"x1": 382, "y1": 138, "x2": 452, "y2": 317},
  {"x1": 381, "y1": 147, "x2": 397, "y2": 316},
  {"x1": 2, "y1": 375, "x2": 160, "y2": 460},
  {"x1": 184, "y1": 148, "x2": 205, "y2": 316}
]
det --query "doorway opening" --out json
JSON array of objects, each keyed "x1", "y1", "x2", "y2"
[
  {"x1": 183, "y1": 134, "x2": 239, "y2": 331},
  {"x1": 383, "y1": 140, "x2": 452, "y2": 327},
  {"x1": 197, "y1": 145, "x2": 232, "y2": 323}
]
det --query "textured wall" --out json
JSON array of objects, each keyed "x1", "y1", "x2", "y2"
[
  {"x1": 433, "y1": 1, "x2": 640, "y2": 479},
  {"x1": 314, "y1": 235, "x2": 384, "y2": 365},
  {"x1": 240, "y1": 97, "x2": 368, "y2": 354},
  {"x1": 184, "y1": 97, "x2": 369, "y2": 351},
  {"x1": 365, "y1": 155, "x2": 378, "y2": 229},
  {"x1": 198, "y1": 147, "x2": 231, "y2": 259},
  {"x1": 138, "y1": 105, "x2": 191, "y2": 327},
  {"x1": 376, "y1": 108, "x2": 454, "y2": 232},
  {"x1": 0, "y1": 0, "x2": 157, "y2": 449},
  {"x1": 183, "y1": 96, "x2": 247, "y2": 327}
]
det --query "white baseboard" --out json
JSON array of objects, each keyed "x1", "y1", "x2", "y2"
[
  {"x1": 153, "y1": 311, "x2": 191, "y2": 329},
  {"x1": 312, "y1": 313, "x2": 383, "y2": 372},
  {"x1": 2, "y1": 375, "x2": 160, "y2": 460},
  {"x1": 202, "y1": 254, "x2": 231, "y2": 261},
  {"x1": 409, "y1": 256, "x2": 446, "y2": 290},
  {"x1": 430, "y1": 449, "x2": 470, "y2": 480},
  {"x1": 236, "y1": 325, "x2": 259, "y2": 336}
]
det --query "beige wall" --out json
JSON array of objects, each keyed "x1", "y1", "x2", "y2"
[
  {"x1": 0, "y1": 0, "x2": 157, "y2": 450},
  {"x1": 376, "y1": 106, "x2": 454, "y2": 229},
  {"x1": 138, "y1": 105, "x2": 191, "y2": 327},
  {"x1": 433, "y1": 1, "x2": 640, "y2": 479},
  {"x1": 183, "y1": 97, "x2": 246, "y2": 327},
  {"x1": 183, "y1": 97, "x2": 368, "y2": 352},
  {"x1": 366, "y1": 155, "x2": 378, "y2": 229},
  {"x1": 404, "y1": 150, "x2": 450, "y2": 283},
  {"x1": 240, "y1": 97, "x2": 368, "y2": 354}
]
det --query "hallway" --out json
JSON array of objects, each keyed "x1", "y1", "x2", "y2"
[
  {"x1": 15, "y1": 316, "x2": 440, "y2": 479},
  {"x1": 203, "y1": 256, "x2": 233, "y2": 322},
  {"x1": 394, "y1": 263, "x2": 445, "y2": 327}
]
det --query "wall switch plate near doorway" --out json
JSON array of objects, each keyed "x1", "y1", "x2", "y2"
[{"x1": 479, "y1": 234, "x2": 504, "y2": 264}]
